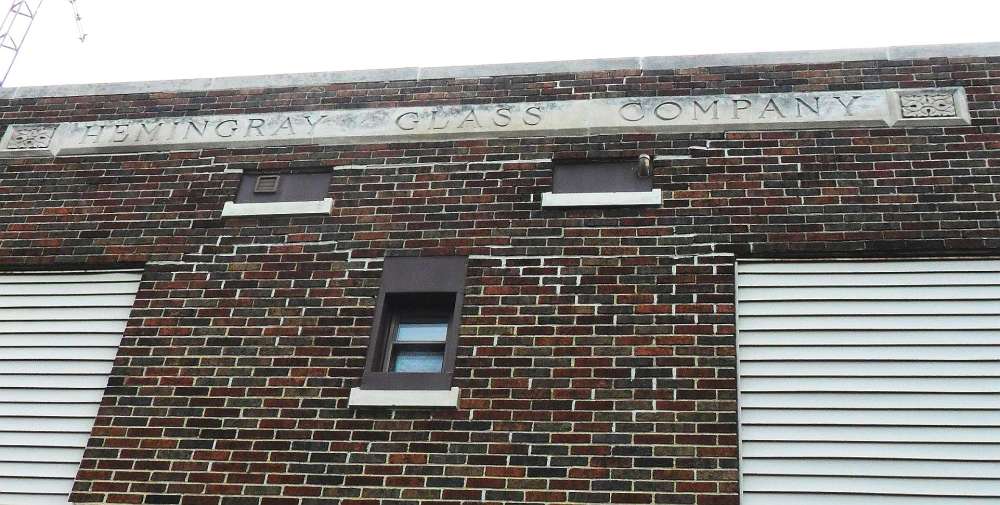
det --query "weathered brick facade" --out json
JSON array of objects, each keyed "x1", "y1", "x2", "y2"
[{"x1": 1, "y1": 47, "x2": 998, "y2": 504}]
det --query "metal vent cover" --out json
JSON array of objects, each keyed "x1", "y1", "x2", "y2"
[{"x1": 253, "y1": 175, "x2": 281, "y2": 193}]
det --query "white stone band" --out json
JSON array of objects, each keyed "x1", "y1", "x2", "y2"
[
  {"x1": 348, "y1": 387, "x2": 460, "y2": 408},
  {"x1": 220, "y1": 198, "x2": 333, "y2": 217},
  {"x1": 0, "y1": 88, "x2": 970, "y2": 159},
  {"x1": 1, "y1": 42, "x2": 996, "y2": 99},
  {"x1": 541, "y1": 190, "x2": 662, "y2": 208}
]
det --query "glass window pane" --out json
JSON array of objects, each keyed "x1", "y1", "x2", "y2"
[
  {"x1": 390, "y1": 350, "x2": 444, "y2": 373},
  {"x1": 394, "y1": 321, "x2": 449, "y2": 342}
]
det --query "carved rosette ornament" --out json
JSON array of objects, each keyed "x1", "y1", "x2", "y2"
[
  {"x1": 898, "y1": 92, "x2": 958, "y2": 118},
  {"x1": 6, "y1": 124, "x2": 56, "y2": 149}
]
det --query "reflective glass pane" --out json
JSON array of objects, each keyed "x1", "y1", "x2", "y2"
[
  {"x1": 394, "y1": 321, "x2": 448, "y2": 342},
  {"x1": 390, "y1": 350, "x2": 444, "y2": 373}
]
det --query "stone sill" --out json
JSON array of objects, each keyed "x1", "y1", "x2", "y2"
[
  {"x1": 541, "y1": 189, "x2": 662, "y2": 208},
  {"x1": 348, "y1": 387, "x2": 460, "y2": 408},
  {"x1": 221, "y1": 198, "x2": 333, "y2": 217}
]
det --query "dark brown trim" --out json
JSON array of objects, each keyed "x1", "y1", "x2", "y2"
[
  {"x1": 552, "y1": 160, "x2": 653, "y2": 194},
  {"x1": 360, "y1": 256, "x2": 467, "y2": 391}
]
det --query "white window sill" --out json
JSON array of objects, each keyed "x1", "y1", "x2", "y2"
[
  {"x1": 348, "y1": 387, "x2": 460, "y2": 408},
  {"x1": 221, "y1": 198, "x2": 333, "y2": 217},
  {"x1": 541, "y1": 189, "x2": 661, "y2": 208}
]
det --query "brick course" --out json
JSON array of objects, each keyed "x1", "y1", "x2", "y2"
[{"x1": 0, "y1": 54, "x2": 997, "y2": 504}]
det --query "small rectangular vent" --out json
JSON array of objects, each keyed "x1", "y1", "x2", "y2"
[{"x1": 253, "y1": 175, "x2": 281, "y2": 194}]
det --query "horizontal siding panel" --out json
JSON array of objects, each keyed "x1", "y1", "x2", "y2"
[
  {"x1": 0, "y1": 280, "x2": 141, "y2": 296},
  {"x1": 742, "y1": 494, "x2": 993, "y2": 505},
  {"x1": 740, "y1": 361, "x2": 1000, "y2": 376},
  {"x1": 0, "y1": 432, "x2": 90, "y2": 448},
  {"x1": 738, "y1": 314, "x2": 1000, "y2": 331},
  {"x1": 0, "y1": 272, "x2": 141, "y2": 284},
  {"x1": 0, "y1": 320, "x2": 127, "y2": 334},
  {"x1": 740, "y1": 377, "x2": 1000, "y2": 393},
  {"x1": 0, "y1": 417, "x2": 96, "y2": 432},
  {"x1": 737, "y1": 260, "x2": 1000, "y2": 274},
  {"x1": 0, "y1": 270, "x2": 140, "y2": 505},
  {"x1": 743, "y1": 458, "x2": 1000, "y2": 478},
  {"x1": 740, "y1": 408, "x2": 1000, "y2": 426},
  {"x1": 0, "y1": 347, "x2": 118, "y2": 360},
  {"x1": 0, "y1": 447, "x2": 85, "y2": 464},
  {"x1": 742, "y1": 475, "x2": 1000, "y2": 497},
  {"x1": 739, "y1": 285, "x2": 1000, "y2": 301},
  {"x1": 0, "y1": 306, "x2": 132, "y2": 321},
  {"x1": 0, "y1": 492, "x2": 71, "y2": 505},
  {"x1": 0, "y1": 334, "x2": 123, "y2": 347},
  {"x1": 0, "y1": 361, "x2": 114, "y2": 375},
  {"x1": 740, "y1": 441, "x2": 1000, "y2": 460},
  {"x1": 740, "y1": 393, "x2": 1000, "y2": 410},
  {"x1": 0, "y1": 389, "x2": 105, "y2": 403},
  {"x1": 740, "y1": 346, "x2": 1000, "y2": 362},
  {"x1": 0, "y1": 402, "x2": 100, "y2": 418},
  {"x1": 741, "y1": 425, "x2": 1000, "y2": 443},
  {"x1": 738, "y1": 330, "x2": 1000, "y2": 346},
  {"x1": 0, "y1": 294, "x2": 138, "y2": 308},
  {"x1": 0, "y1": 375, "x2": 113, "y2": 389},
  {"x1": 739, "y1": 299, "x2": 1000, "y2": 316},
  {"x1": 0, "y1": 461, "x2": 79, "y2": 479},
  {"x1": 0, "y1": 476, "x2": 74, "y2": 495},
  {"x1": 737, "y1": 271, "x2": 1000, "y2": 287}
]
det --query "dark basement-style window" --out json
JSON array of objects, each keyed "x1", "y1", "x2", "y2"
[
  {"x1": 234, "y1": 171, "x2": 331, "y2": 204},
  {"x1": 361, "y1": 256, "x2": 467, "y2": 391},
  {"x1": 551, "y1": 160, "x2": 653, "y2": 194}
]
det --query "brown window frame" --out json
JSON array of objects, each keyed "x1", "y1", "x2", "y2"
[{"x1": 361, "y1": 257, "x2": 466, "y2": 391}]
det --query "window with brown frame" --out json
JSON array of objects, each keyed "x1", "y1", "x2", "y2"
[{"x1": 360, "y1": 257, "x2": 466, "y2": 391}]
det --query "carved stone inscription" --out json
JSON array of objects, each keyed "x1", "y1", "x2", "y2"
[
  {"x1": 6, "y1": 124, "x2": 56, "y2": 149},
  {"x1": 0, "y1": 87, "x2": 969, "y2": 158},
  {"x1": 899, "y1": 92, "x2": 958, "y2": 118}
]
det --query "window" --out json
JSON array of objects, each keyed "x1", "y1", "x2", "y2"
[
  {"x1": 221, "y1": 170, "x2": 333, "y2": 217},
  {"x1": 541, "y1": 158, "x2": 662, "y2": 207},
  {"x1": 351, "y1": 256, "x2": 466, "y2": 406}
]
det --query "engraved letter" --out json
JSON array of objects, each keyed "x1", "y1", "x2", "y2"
[
  {"x1": 795, "y1": 97, "x2": 820, "y2": 117},
  {"x1": 732, "y1": 99, "x2": 752, "y2": 119},
  {"x1": 759, "y1": 98, "x2": 785, "y2": 119},
  {"x1": 80, "y1": 125, "x2": 105, "y2": 144},
  {"x1": 523, "y1": 106, "x2": 542, "y2": 126},
  {"x1": 693, "y1": 99, "x2": 719, "y2": 120},
  {"x1": 184, "y1": 120, "x2": 210, "y2": 139},
  {"x1": 457, "y1": 109, "x2": 481, "y2": 129},
  {"x1": 111, "y1": 123, "x2": 130, "y2": 142},
  {"x1": 619, "y1": 102, "x2": 644, "y2": 122},
  {"x1": 245, "y1": 118, "x2": 266, "y2": 137},
  {"x1": 654, "y1": 101, "x2": 682, "y2": 121},
  {"x1": 395, "y1": 112, "x2": 419, "y2": 131},
  {"x1": 430, "y1": 110, "x2": 450, "y2": 130},
  {"x1": 493, "y1": 107, "x2": 511, "y2": 127},
  {"x1": 304, "y1": 114, "x2": 328, "y2": 134},
  {"x1": 273, "y1": 117, "x2": 296, "y2": 136},
  {"x1": 215, "y1": 119, "x2": 238, "y2": 138},
  {"x1": 136, "y1": 122, "x2": 163, "y2": 142},
  {"x1": 834, "y1": 95, "x2": 862, "y2": 116}
]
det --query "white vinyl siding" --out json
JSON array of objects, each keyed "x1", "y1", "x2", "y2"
[
  {"x1": 736, "y1": 259, "x2": 1000, "y2": 505},
  {"x1": 0, "y1": 270, "x2": 141, "y2": 505}
]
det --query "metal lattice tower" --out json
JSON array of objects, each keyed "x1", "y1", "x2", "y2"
[
  {"x1": 0, "y1": 0, "x2": 43, "y2": 86},
  {"x1": 0, "y1": 0, "x2": 87, "y2": 87}
]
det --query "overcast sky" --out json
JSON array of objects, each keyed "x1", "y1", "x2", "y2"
[{"x1": 4, "y1": 0, "x2": 1000, "y2": 88}]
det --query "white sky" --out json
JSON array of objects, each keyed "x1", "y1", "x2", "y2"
[{"x1": 5, "y1": 0, "x2": 1000, "y2": 88}]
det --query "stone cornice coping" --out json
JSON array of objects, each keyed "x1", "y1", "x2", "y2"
[{"x1": 1, "y1": 42, "x2": 998, "y2": 100}]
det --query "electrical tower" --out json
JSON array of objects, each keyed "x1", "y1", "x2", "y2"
[{"x1": 0, "y1": 0, "x2": 86, "y2": 87}]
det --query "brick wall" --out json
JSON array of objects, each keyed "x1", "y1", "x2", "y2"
[{"x1": 0, "y1": 54, "x2": 997, "y2": 504}]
